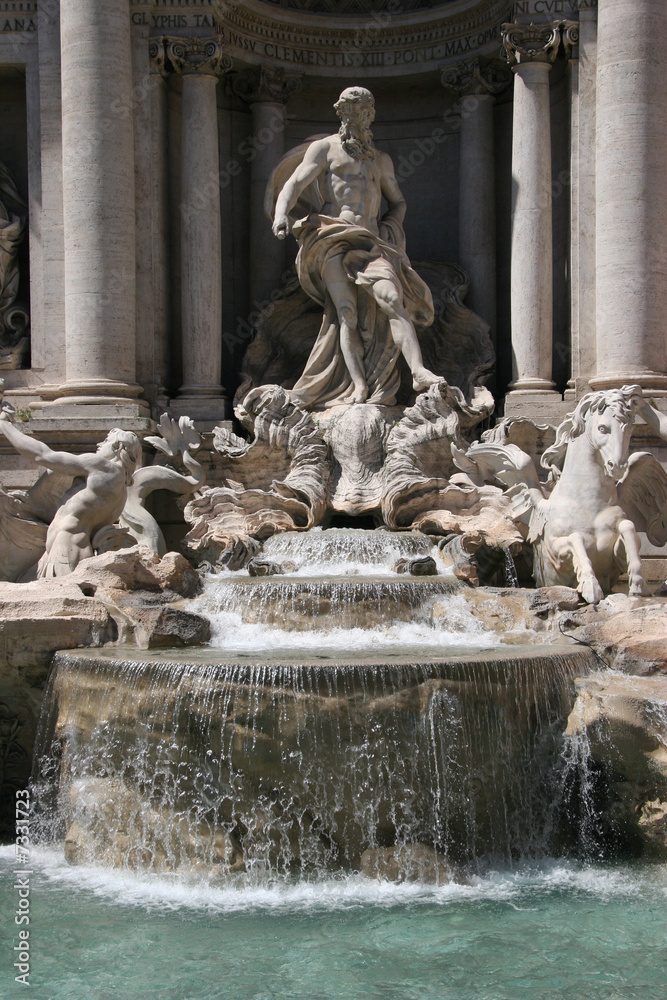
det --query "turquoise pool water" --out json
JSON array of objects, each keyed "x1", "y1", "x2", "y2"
[{"x1": 1, "y1": 848, "x2": 666, "y2": 1000}]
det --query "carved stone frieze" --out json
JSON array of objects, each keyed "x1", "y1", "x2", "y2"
[
  {"x1": 441, "y1": 56, "x2": 512, "y2": 98},
  {"x1": 501, "y1": 20, "x2": 562, "y2": 66},
  {"x1": 232, "y1": 66, "x2": 302, "y2": 105},
  {"x1": 165, "y1": 35, "x2": 232, "y2": 76},
  {"x1": 210, "y1": 0, "x2": 514, "y2": 77}
]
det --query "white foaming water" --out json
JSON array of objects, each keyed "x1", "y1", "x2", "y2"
[
  {"x1": 0, "y1": 846, "x2": 652, "y2": 916},
  {"x1": 261, "y1": 528, "x2": 440, "y2": 577},
  {"x1": 195, "y1": 591, "x2": 496, "y2": 654}
]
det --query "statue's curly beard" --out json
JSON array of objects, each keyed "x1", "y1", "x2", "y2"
[{"x1": 338, "y1": 117, "x2": 375, "y2": 160}]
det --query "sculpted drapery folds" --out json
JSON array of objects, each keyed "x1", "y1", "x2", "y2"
[{"x1": 269, "y1": 86, "x2": 440, "y2": 409}]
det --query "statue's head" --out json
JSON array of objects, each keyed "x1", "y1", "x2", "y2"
[
  {"x1": 334, "y1": 86, "x2": 375, "y2": 159},
  {"x1": 97, "y1": 429, "x2": 142, "y2": 485}
]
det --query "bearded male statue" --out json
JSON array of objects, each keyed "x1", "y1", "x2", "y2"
[{"x1": 270, "y1": 86, "x2": 440, "y2": 409}]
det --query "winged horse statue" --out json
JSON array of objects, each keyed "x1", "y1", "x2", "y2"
[{"x1": 453, "y1": 386, "x2": 667, "y2": 603}]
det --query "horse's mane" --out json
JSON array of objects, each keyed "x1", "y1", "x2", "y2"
[{"x1": 540, "y1": 385, "x2": 641, "y2": 482}]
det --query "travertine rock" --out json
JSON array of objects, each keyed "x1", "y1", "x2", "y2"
[
  {"x1": 359, "y1": 844, "x2": 464, "y2": 884},
  {"x1": 64, "y1": 777, "x2": 243, "y2": 873},
  {"x1": 569, "y1": 603, "x2": 667, "y2": 675},
  {"x1": 565, "y1": 672, "x2": 667, "y2": 857},
  {"x1": 124, "y1": 605, "x2": 210, "y2": 649}
]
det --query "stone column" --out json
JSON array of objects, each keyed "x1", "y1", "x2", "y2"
[
  {"x1": 441, "y1": 58, "x2": 511, "y2": 349},
  {"x1": 57, "y1": 0, "x2": 146, "y2": 410},
  {"x1": 564, "y1": 16, "x2": 597, "y2": 399},
  {"x1": 167, "y1": 37, "x2": 231, "y2": 423},
  {"x1": 233, "y1": 69, "x2": 301, "y2": 310},
  {"x1": 502, "y1": 22, "x2": 561, "y2": 405},
  {"x1": 591, "y1": 0, "x2": 667, "y2": 393}
]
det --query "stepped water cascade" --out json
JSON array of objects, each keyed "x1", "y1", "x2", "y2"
[
  {"x1": 4, "y1": 530, "x2": 667, "y2": 999},
  {"x1": 30, "y1": 530, "x2": 597, "y2": 880}
]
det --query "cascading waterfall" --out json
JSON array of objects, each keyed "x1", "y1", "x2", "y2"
[{"x1": 30, "y1": 529, "x2": 599, "y2": 881}]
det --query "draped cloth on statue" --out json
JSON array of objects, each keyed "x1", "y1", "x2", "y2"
[{"x1": 265, "y1": 139, "x2": 435, "y2": 410}]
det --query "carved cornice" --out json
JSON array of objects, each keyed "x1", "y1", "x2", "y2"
[
  {"x1": 232, "y1": 65, "x2": 301, "y2": 104},
  {"x1": 210, "y1": 0, "x2": 514, "y2": 78},
  {"x1": 441, "y1": 56, "x2": 511, "y2": 97},
  {"x1": 165, "y1": 35, "x2": 232, "y2": 76},
  {"x1": 501, "y1": 21, "x2": 562, "y2": 66}
]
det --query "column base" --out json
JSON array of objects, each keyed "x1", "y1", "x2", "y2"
[
  {"x1": 170, "y1": 388, "x2": 229, "y2": 430},
  {"x1": 587, "y1": 372, "x2": 667, "y2": 395},
  {"x1": 504, "y1": 387, "x2": 570, "y2": 422},
  {"x1": 50, "y1": 379, "x2": 150, "y2": 415}
]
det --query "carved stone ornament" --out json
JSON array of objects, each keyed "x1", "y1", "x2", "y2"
[
  {"x1": 561, "y1": 20, "x2": 579, "y2": 58},
  {"x1": 165, "y1": 36, "x2": 232, "y2": 77},
  {"x1": 148, "y1": 37, "x2": 167, "y2": 77},
  {"x1": 453, "y1": 387, "x2": 667, "y2": 604},
  {"x1": 0, "y1": 385, "x2": 205, "y2": 581},
  {"x1": 232, "y1": 66, "x2": 302, "y2": 105},
  {"x1": 441, "y1": 57, "x2": 512, "y2": 98},
  {"x1": 181, "y1": 380, "x2": 522, "y2": 571},
  {"x1": 0, "y1": 161, "x2": 29, "y2": 370},
  {"x1": 501, "y1": 21, "x2": 562, "y2": 66}
]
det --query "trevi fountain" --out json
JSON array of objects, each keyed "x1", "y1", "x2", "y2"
[{"x1": 0, "y1": 2, "x2": 667, "y2": 997}]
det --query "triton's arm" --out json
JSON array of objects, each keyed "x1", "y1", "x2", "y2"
[
  {"x1": 636, "y1": 396, "x2": 667, "y2": 441},
  {"x1": 0, "y1": 410, "x2": 91, "y2": 478}
]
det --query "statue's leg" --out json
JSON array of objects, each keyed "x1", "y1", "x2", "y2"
[
  {"x1": 616, "y1": 518, "x2": 650, "y2": 596},
  {"x1": 321, "y1": 257, "x2": 367, "y2": 403},
  {"x1": 561, "y1": 531, "x2": 604, "y2": 604},
  {"x1": 372, "y1": 278, "x2": 440, "y2": 391}
]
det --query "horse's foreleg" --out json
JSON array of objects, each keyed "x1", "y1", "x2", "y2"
[
  {"x1": 616, "y1": 518, "x2": 650, "y2": 596},
  {"x1": 561, "y1": 532, "x2": 605, "y2": 604}
]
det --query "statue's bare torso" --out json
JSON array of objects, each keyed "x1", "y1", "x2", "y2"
[{"x1": 317, "y1": 136, "x2": 385, "y2": 233}]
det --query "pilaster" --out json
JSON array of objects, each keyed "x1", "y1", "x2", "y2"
[
  {"x1": 441, "y1": 57, "x2": 510, "y2": 357},
  {"x1": 232, "y1": 67, "x2": 301, "y2": 309},
  {"x1": 166, "y1": 36, "x2": 232, "y2": 426}
]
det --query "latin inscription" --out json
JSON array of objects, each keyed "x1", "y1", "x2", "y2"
[
  {"x1": 131, "y1": 13, "x2": 217, "y2": 29},
  {"x1": 223, "y1": 24, "x2": 500, "y2": 68},
  {"x1": 513, "y1": 0, "x2": 597, "y2": 13},
  {"x1": 0, "y1": 17, "x2": 36, "y2": 32}
]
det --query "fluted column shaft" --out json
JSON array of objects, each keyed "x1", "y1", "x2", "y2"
[
  {"x1": 58, "y1": 0, "x2": 143, "y2": 405},
  {"x1": 442, "y1": 59, "x2": 510, "y2": 348},
  {"x1": 248, "y1": 100, "x2": 286, "y2": 308},
  {"x1": 502, "y1": 22, "x2": 561, "y2": 397},
  {"x1": 459, "y1": 94, "x2": 496, "y2": 337},
  {"x1": 168, "y1": 38, "x2": 230, "y2": 423},
  {"x1": 234, "y1": 69, "x2": 301, "y2": 310},
  {"x1": 592, "y1": 0, "x2": 667, "y2": 392}
]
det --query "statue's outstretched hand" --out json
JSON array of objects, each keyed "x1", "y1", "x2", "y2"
[{"x1": 273, "y1": 215, "x2": 290, "y2": 240}]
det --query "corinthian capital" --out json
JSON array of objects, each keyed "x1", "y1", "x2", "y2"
[
  {"x1": 232, "y1": 67, "x2": 302, "y2": 105},
  {"x1": 441, "y1": 57, "x2": 512, "y2": 98},
  {"x1": 501, "y1": 21, "x2": 562, "y2": 67},
  {"x1": 165, "y1": 36, "x2": 232, "y2": 77}
]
